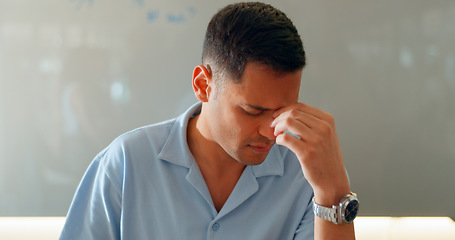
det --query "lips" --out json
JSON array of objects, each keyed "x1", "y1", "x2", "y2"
[{"x1": 248, "y1": 144, "x2": 274, "y2": 154}]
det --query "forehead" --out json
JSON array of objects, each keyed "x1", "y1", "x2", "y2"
[{"x1": 226, "y1": 62, "x2": 302, "y2": 109}]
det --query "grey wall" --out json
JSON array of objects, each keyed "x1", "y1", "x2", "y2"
[{"x1": 0, "y1": 0, "x2": 453, "y2": 218}]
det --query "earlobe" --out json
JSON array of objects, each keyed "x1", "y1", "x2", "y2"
[{"x1": 192, "y1": 65, "x2": 212, "y2": 102}]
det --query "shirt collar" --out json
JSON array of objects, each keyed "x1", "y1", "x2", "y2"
[
  {"x1": 158, "y1": 102, "x2": 285, "y2": 177},
  {"x1": 251, "y1": 145, "x2": 284, "y2": 177},
  {"x1": 158, "y1": 102, "x2": 201, "y2": 168}
]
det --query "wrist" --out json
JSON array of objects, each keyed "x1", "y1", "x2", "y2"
[
  {"x1": 313, "y1": 192, "x2": 360, "y2": 225},
  {"x1": 313, "y1": 186, "x2": 351, "y2": 207}
]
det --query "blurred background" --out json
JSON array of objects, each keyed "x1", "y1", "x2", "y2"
[{"x1": 0, "y1": 0, "x2": 453, "y2": 220}]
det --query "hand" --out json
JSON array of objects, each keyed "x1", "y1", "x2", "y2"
[{"x1": 271, "y1": 102, "x2": 350, "y2": 205}]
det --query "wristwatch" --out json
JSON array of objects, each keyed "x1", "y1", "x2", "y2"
[{"x1": 312, "y1": 192, "x2": 359, "y2": 224}]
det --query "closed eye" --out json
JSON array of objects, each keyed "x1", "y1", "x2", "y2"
[
  {"x1": 245, "y1": 110, "x2": 263, "y2": 117},
  {"x1": 242, "y1": 104, "x2": 269, "y2": 117}
]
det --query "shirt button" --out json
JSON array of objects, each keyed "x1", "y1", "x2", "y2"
[{"x1": 212, "y1": 223, "x2": 220, "y2": 231}]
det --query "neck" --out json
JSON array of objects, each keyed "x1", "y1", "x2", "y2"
[
  {"x1": 187, "y1": 113, "x2": 245, "y2": 212},
  {"x1": 187, "y1": 114, "x2": 245, "y2": 177}
]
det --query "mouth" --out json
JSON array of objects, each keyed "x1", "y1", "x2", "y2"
[{"x1": 248, "y1": 144, "x2": 274, "y2": 154}]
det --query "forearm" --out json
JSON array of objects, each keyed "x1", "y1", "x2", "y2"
[
  {"x1": 315, "y1": 216, "x2": 356, "y2": 240},
  {"x1": 272, "y1": 103, "x2": 358, "y2": 239}
]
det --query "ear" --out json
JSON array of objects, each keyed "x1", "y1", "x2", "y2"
[{"x1": 192, "y1": 65, "x2": 213, "y2": 102}]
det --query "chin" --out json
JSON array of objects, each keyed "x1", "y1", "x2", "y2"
[
  {"x1": 227, "y1": 145, "x2": 271, "y2": 166},
  {"x1": 237, "y1": 155, "x2": 268, "y2": 166}
]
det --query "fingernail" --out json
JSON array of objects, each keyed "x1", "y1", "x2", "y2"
[{"x1": 270, "y1": 119, "x2": 276, "y2": 127}]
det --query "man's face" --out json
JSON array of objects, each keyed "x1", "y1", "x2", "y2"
[{"x1": 204, "y1": 62, "x2": 302, "y2": 165}]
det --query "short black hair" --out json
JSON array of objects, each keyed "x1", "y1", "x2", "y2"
[{"x1": 202, "y1": 2, "x2": 306, "y2": 83}]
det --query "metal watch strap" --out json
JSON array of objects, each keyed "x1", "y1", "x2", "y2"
[
  {"x1": 312, "y1": 198, "x2": 339, "y2": 224},
  {"x1": 312, "y1": 192, "x2": 359, "y2": 225}
]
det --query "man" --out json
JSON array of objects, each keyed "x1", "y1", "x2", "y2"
[{"x1": 60, "y1": 2, "x2": 358, "y2": 239}]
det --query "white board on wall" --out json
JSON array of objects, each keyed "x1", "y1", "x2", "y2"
[{"x1": 0, "y1": 0, "x2": 454, "y2": 219}]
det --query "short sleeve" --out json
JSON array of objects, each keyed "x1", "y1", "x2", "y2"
[{"x1": 59, "y1": 147, "x2": 123, "y2": 240}]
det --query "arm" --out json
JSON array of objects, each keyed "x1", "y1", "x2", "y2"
[
  {"x1": 60, "y1": 151, "x2": 122, "y2": 240},
  {"x1": 271, "y1": 103, "x2": 356, "y2": 240}
]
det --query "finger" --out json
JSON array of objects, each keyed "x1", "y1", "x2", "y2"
[
  {"x1": 272, "y1": 107, "x2": 323, "y2": 131},
  {"x1": 273, "y1": 102, "x2": 331, "y2": 122},
  {"x1": 272, "y1": 116, "x2": 309, "y2": 139},
  {"x1": 275, "y1": 131, "x2": 306, "y2": 159},
  {"x1": 271, "y1": 106, "x2": 306, "y2": 128}
]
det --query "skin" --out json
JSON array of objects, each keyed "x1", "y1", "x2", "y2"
[{"x1": 188, "y1": 61, "x2": 355, "y2": 239}]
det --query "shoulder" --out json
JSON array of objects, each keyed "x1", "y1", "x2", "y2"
[
  {"x1": 95, "y1": 118, "x2": 178, "y2": 172},
  {"x1": 111, "y1": 118, "x2": 176, "y2": 153}
]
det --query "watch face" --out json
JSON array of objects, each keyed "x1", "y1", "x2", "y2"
[{"x1": 344, "y1": 200, "x2": 359, "y2": 223}]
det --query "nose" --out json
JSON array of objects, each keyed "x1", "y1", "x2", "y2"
[{"x1": 258, "y1": 117, "x2": 276, "y2": 141}]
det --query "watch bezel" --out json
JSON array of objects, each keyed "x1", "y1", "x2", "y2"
[{"x1": 339, "y1": 192, "x2": 359, "y2": 224}]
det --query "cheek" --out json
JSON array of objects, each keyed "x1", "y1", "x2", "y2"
[
  {"x1": 219, "y1": 110, "x2": 251, "y2": 141},
  {"x1": 223, "y1": 114, "x2": 243, "y2": 137},
  {"x1": 231, "y1": 115, "x2": 260, "y2": 140}
]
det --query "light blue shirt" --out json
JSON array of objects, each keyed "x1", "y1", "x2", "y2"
[{"x1": 60, "y1": 103, "x2": 315, "y2": 240}]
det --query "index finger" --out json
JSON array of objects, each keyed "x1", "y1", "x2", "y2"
[{"x1": 273, "y1": 102, "x2": 328, "y2": 120}]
